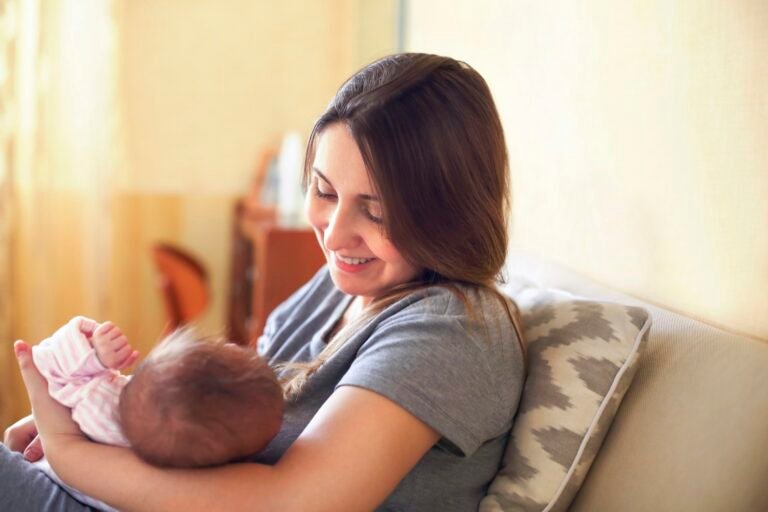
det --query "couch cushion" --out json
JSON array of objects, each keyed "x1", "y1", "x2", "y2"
[
  {"x1": 503, "y1": 250, "x2": 768, "y2": 512},
  {"x1": 480, "y1": 284, "x2": 650, "y2": 512}
]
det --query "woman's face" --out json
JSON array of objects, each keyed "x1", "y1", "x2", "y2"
[{"x1": 305, "y1": 123, "x2": 420, "y2": 305}]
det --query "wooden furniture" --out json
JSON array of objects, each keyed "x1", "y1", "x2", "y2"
[
  {"x1": 151, "y1": 243, "x2": 209, "y2": 336},
  {"x1": 227, "y1": 201, "x2": 325, "y2": 346}
]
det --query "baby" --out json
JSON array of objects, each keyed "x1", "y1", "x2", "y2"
[{"x1": 31, "y1": 316, "x2": 284, "y2": 509}]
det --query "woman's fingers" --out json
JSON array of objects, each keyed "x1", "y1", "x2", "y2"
[
  {"x1": 3, "y1": 414, "x2": 37, "y2": 453},
  {"x1": 23, "y1": 434, "x2": 44, "y2": 462},
  {"x1": 14, "y1": 341, "x2": 49, "y2": 401}
]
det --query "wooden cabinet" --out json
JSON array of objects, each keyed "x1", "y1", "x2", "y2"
[{"x1": 227, "y1": 201, "x2": 325, "y2": 345}]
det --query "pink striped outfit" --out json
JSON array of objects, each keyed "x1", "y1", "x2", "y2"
[{"x1": 32, "y1": 316, "x2": 130, "y2": 447}]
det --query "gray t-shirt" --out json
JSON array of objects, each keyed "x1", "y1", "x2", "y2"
[{"x1": 253, "y1": 266, "x2": 525, "y2": 511}]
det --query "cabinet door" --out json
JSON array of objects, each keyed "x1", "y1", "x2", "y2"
[{"x1": 249, "y1": 227, "x2": 325, "y2": 344}]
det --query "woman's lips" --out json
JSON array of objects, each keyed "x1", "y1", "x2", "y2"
[{"x1": 333, "y1": 253, "x2": 376, "y2": 273}]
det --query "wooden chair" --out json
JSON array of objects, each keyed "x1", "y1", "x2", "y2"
[{"x1": 151, "y1": 243, "x2": 209, "y2": 336}]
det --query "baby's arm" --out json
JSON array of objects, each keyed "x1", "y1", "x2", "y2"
[
  {"x1": 92, "y1": 322, "x2": 140, "y2": 370},
  {"x1": 31, "y1": 318, "x2": 135, "y2": 446}
]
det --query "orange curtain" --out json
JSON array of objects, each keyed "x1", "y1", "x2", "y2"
[
  {"x1": 0, "y1": 0, "x2": 18, "y2": 427},
  {"x1": 2, "y1": 0, "x2": 123, "y2": 424}
]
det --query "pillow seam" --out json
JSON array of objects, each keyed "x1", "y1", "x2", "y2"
[{"x1": 542, "y1": 313, "x2": 652, "y2": 512}]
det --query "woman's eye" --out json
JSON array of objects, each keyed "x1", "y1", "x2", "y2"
[
  {"x1": 313, "y1": 182, "x2": 336, "y2": 199},
  {"x1": 364, "y1": 207, "x2": 384, "y2": 224}
]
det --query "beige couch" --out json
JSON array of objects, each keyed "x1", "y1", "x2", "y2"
[{"x1": 503, "y1": 250, "x2": 768, "y2": 512}]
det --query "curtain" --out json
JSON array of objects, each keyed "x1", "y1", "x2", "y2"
[
  {"x1": 0, "y1": 0, "x2": 18, "y2": 427},
  {"x1": 1, "y1": 0, "x2": 122, "y2": 424}
]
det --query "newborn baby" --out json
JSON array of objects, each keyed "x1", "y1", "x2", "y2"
[{"x1": 32, "y1": 317, "x2": 284, "y2": 509}]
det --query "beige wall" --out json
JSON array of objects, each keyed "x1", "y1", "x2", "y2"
[
  {"x1": 406, "y1": 0, "x2": 768, "y2": 340},
  {"x1": 114, "y1": 0, "x2": 397, "y2": 354},
  {"x1": 3, "y1": 0, "x2": 397, "y2": 424},
  {"x1": 120, "y1": 0, "x2": 398, "y2": 194}
]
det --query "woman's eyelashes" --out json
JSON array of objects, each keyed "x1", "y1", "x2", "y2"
[
  {"x1": 364, "y1": 209, "x2": 384, "y2": 225},
  {"x1": 313, "y1": 184, "x2": 336, "y2": 200},
  {"x1": 313, "y1": 182, "x2": 384, "y2": 224}
]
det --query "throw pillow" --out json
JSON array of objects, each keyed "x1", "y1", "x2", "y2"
[{"x1": 480, "y1": 285, "x2": 651, "y2": 512}]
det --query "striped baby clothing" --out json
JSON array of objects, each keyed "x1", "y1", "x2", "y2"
[{"x1": 32, "y1": 316, "x2": 130, "y2": 446}]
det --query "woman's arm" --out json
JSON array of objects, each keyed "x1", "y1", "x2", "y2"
[
  {"x1": 53, "y1": 387, "x2": 438, "y2": 512},
  {"x1": 18, "y1": 341, "x2": 440, "y2": 512}
]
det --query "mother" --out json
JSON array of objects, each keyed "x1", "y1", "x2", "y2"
[{"x1": 2, "y1": 53, "x2": 525, "y2": 511}]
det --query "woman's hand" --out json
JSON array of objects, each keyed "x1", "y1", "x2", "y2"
[
  {"x1": 3, "y1": 414, "x2": 44, "y2": 461},
  {"x1": 13, "y1": 341, "x2": 85, "y2": 452}
]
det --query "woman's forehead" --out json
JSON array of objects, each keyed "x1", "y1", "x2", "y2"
[{"x1": 313, "y1": 124, "x2": 375, "y2": 192}]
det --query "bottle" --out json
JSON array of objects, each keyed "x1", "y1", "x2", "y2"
[{"x1": 276, "y1": 131, "x2": 305, "y2": 226}]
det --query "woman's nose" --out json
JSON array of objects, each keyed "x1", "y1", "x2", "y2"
[{"x1": 323, "y1": 205, "x2": 361, "y2": 251}]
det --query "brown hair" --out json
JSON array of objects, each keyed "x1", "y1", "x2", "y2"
[
  {"x1": 119, "y1": 329, "x2": 284, "y2": 468},
  {"x1": 281, "y1": 53, "x2": 524, "y2": 398}
]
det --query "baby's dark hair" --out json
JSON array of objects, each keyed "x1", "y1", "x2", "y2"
[{"x1": 118, "y1": 329, "x2": 283, "y2": 468}]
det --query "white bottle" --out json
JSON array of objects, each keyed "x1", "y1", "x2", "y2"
[{"x1": 276, "y1": 131, "x2": 305, "y2": 226}]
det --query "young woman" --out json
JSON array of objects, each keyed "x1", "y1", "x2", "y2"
[{"x1": 2, "y1": 53, "x2": 525, "y2": 511}]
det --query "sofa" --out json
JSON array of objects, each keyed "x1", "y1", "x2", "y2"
[{"x1": 488, "y1": 250, "x2": 768, "y2": 512}]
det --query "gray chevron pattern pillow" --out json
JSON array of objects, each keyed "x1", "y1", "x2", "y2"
[{"x1": 481, "y1": 286, "x2": 651, "y2": 512}]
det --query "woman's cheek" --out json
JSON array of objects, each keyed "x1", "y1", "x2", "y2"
[{"x1": 305, "y1": 195, "x2": 324, "y2": 229}]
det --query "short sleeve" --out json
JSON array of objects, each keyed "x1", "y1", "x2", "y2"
[{"x1": 337, "y1": 308, "x2": 523, "y2": 457}]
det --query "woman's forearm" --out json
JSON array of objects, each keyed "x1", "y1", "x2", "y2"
[
  {"x1": 51, "y1": 437, "x2": 284, "y2": 512},
  {"x1": 44, "y1": 387, "x2": 440, "y2": 512}
]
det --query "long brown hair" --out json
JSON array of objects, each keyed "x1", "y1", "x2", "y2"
[{"x1": 280, "y1": 53, "x2": 524, "y2": 398}]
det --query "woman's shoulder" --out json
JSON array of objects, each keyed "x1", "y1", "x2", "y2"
[
  {"x1": 344, "y1": 281, "x2": 525, "y2": 451},
  {"x1": 385, "y1": 282, "x2": 514, "y2": 326},
  {"x1": 373, "y1": 282, "x2": 521, "y2": 355}
]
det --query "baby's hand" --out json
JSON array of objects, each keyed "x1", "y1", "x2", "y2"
[{"x1": 92, "y1": 322, "x2": 140, "y2": 370}]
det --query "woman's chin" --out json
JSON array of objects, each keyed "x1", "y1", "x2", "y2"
[
  {"x1": 330, "y1": 279, "x2": 364, "y2": 297},
  {"x1": 329, "y1": 272, "x2": 372, "y2": 298}
]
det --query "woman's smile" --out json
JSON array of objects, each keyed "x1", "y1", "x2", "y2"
[
  {"x1": 332, "y1": 252, "x2": 377, "y2": 273},
  {"x1": 305, "y1": 123, "x2": 420, "y2": 301}
]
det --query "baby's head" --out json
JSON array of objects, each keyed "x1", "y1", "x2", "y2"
[{"x1": 118, "y1": 329, "x2": 283, "y2": 468}]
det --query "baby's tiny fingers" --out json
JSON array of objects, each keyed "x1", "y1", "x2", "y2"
[
  {"x1": 95, "y1": 321, "x2": 114, "y2": 337},
  {"x1": 113, "y1": 343, "x2": 133, "y2": 361},
  {"x1": 78, "y1": 317, "x2": 99, "y2": 337},
  {"x1": 120, "y1": 350, "x2": 140, "y2": 369},
  {"x1": 108, "y1": 329, "x2": 127, "y2": 345},
  {"x1": 114, "y1": 349, "x2": 139, "y2": 370},
  {"x1": 109, "y1": 338, "x2": 133, "y2": 354}
]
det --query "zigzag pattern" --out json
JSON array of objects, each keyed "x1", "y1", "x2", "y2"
[{"x1": 481, "y1": 287, "x2": 649, "y2": 512}]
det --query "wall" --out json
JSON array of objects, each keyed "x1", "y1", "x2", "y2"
[
  {"x1": 2, "y1": 0, "x2": 397, "y2": 424},
  {"x1": 405, "y1": 0, "x2": 768, "y2": 340},
  {"x1": 113, "y1": 0, "x2": 397, "y2": 353}
]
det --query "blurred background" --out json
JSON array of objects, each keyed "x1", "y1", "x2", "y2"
[
  {"x1": 1, "y1": 0, "x2": 766, "y2": 426},
  {"x1": 0, "y1": 0, "x2": 401, "y2": 425}
]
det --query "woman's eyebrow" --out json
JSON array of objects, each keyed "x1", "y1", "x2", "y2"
[
  {"x1": 312, "y1": 167, "x2": 379, "y2": 201},
  {"x1": 312, "y1": 167, "x2": 332, "y2": 185}
]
